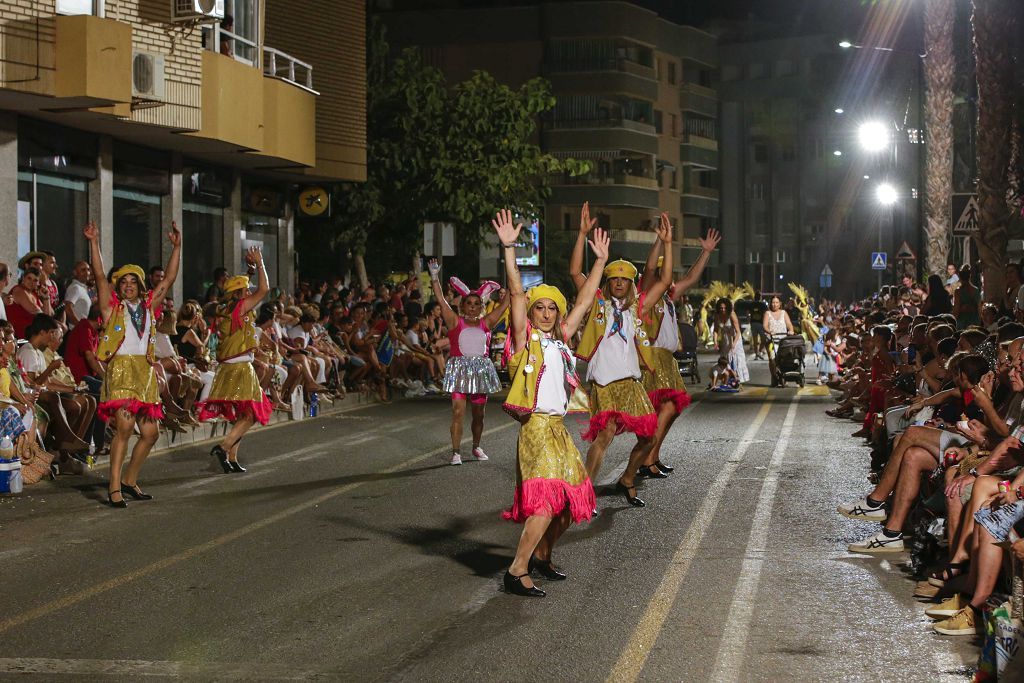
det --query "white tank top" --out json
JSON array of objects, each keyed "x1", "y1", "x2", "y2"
[
  {"x1": 766, "y1": 310, "x2": 788, "y2": 335},
  {"x1": 586, "y1": 300, "x2": 641, "y2": 385},
  {"x1": 653, "y1": 299, "x2": 680, "y2": 351},
  {"x1": 116, "y1": 303, "x2": 151, "y2": 356},
  {"x1": 535, "y1": 341, "x2": 571, "y2": 416}
]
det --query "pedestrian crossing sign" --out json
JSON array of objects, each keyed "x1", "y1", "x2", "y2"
[{"x1": 871, "y1": 252, "x2": 887, "y2": 270}]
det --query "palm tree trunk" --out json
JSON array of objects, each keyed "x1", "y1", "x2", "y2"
[
  {"x1": 972, "y1": 0, "x2": 1019, "y2": 303},
  {"x1": 923, "y1": 0, "x2": 956, "y2": 276},
  {"x1": 353, "y1": 252, "x2": 370, "y2": 289}
]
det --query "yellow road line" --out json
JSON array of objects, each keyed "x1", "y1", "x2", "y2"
[
  {"x1": 0, "y1": 421, "x2": 516, "y2": 635},
  {"x1": 606, "y1": 398, "x2": 775, "y2": 683},
  {"x1": 797, "y1": 385, "x2": 830, "y2": 397}
]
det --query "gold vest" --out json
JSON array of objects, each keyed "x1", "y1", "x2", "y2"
[
  {"x1": 502, "y1": 329, "x2": 586, "y2": 419},
  {"x1": 639, "y1": 294, "x2": 680, "y2": 356},
  {"x1": 575, "y1": 297, "x2": 657, "y2": 371},
  {"x1": 215, "y1": 301, "x2": 259, "y2": 361},
  {"x1": 96, "y1": 295, "x2": 157, "y2": 363}
]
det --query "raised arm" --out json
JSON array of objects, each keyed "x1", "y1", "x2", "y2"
[
  {"x1": 492, "y1": 209, "x2": 528, "y2": 352},
  {"x1": 641, "y1": 212, "x2": 673, "y2": 314},
  {"x1": 638, "y1": 236, "x2": 664, "y2": 293},
  {"x1": 241, "y1": 246, "x2": 270, "y2": 315},
  {"x1": 427, "y1": 259, "x2": 460, "y2": 329},
  {"x1": 565, "y1": 227, "x2": 610, "y2": 338},
  {"x1": 151, "y1": 221, "x2": 181, "y2": 303},
  {"x1": 671, "y1": 228, "x2": 721, "y2": 299},
  {"x1": 569, "y1": 201, "x2": 597, "y2": 292},
  {"x1": 483, "y1": 289, "x2": 510, "y2": 330},
  {"x1": 83, "y1": 222, "x2": 111, "y2": 321}
]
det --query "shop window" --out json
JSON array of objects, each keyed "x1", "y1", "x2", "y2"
[
  {"x1": 183, "y1": 203, "x2": 225, "y2": 300},
  {"x1": 242, "y1": 215, "x2": 280, "y2": 288},
  {"x1": 16, "y1": 172, "x2": 88, "y2": 275},
  {"x1": 113, "y1": 189, "x2": 162, "y2": 273}
]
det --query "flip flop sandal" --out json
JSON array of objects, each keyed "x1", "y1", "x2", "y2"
[{"x1": 928, "y1": 560, "x2": 969, "y2": 588}]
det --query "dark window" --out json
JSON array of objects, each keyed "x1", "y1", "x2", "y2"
[
  {"x1": 753, "y1": 143, "x2": 768, "y2": 163},
  {"x1": 654, "y1": 110, "x2": 663, "y2": 134},
  {"x1": 667, "y1": 61, "x2": 676, "y2": 85}
]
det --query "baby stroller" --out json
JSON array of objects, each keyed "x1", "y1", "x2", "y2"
[
  {"x1": 675, "y1": 322, "x2": 700, "y2": 385},
  {"x1": 769, "y1": 334, "x2": 806, "y2": 388}
]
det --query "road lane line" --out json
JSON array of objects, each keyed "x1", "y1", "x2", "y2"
[
  {"x1": 606, "y1": 398, "x2": 775, "y2": 683},
  {"x1": 710, "y1": 396, "x2": 800, "y2": 682},
  {"x1": 0, "y1": 657, "x2": 311, "y2": 679},
  {"x1": 0, "y1": 422, "x2": 516, "y2": 635}
]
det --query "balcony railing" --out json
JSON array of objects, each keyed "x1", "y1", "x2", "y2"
[
  {"x1": 546, "y1": 117, "x2": 656, "y2": 134},
  {"x1": 551, "y1": 173, "x2": 658, "y2": 188},
  {"x1": 264, "y1": 47, "x2": 315, "y2": 92},
  {"x1": 683, "y1": 118, "x2": 717, "y2": 141},
  {"x1": 545, "y1": 58, "x2": 655, "y2": 80}
]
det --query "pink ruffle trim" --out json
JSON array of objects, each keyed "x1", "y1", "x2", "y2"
[
  {"x1": 502, "y1": 477, "x2": 596, "y2": 524},
  {"x1": 97, "y1": 399, "x2": 165, "y2": 422},
  {"x1": 648, "y1": 388, "x2": 691, "y2": 416},
  {"x1": 582, "y1": 410, "x2": 658, "y2": 441},
  {"x1": 196, "y1": 395, "x2": 273, "y2": 425}
]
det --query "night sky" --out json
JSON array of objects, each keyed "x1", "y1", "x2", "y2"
[{"x1": 633, "y1": 0, "x2": 875, "y2": 34}]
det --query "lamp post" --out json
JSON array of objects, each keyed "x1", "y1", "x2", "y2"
[{"x1": 876, "y1": 182, "x2": 898, "y2": 291}]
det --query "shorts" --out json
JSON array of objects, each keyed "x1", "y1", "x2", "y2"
[
  {"x1": 452, "y1": 392, "x2": 487, "y2": 405},
  {"x1": 976, "y1": 501, "x2": 1024, "y2": 542}
]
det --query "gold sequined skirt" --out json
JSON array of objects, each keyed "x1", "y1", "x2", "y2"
[
  {"x1": 100, "y1": 354, "x2": 159, "y2": 405},
  {"x1": 207, "y1": 361, "x2": 264, "y2": 402},
  {"x1": 517, "y1": 414, "x2": 588, "y2": 485},
  {"x1": 641, "y1": 347, "x2": 686, "y2": 393}
]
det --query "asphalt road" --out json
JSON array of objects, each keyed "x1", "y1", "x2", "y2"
[{"x1": 0, "y1": 356, "x2": 977, "y2": 681}]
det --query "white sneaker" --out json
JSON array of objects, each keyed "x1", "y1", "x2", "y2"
[
  {"x1": 391, "y1": 378, "x2": 409, "y2": 389},
  {"x1": 848, "y1": 530, "x2": 904, "y2": 554},
  {"x1": 837, "y1": 498, "x2": 887, "y2": 522},
  {"x1": 425, "y1": 383, "x2": 441, "y2": 394},
  {"x1": 449, "y1": 452, "x2": 462, "y2": 466},
  {"x1": 471, "y1": 447, "x2": 489, "y2": 461}
]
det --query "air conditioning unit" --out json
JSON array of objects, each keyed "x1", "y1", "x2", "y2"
[
  {"x1": 775, "y1": 249, "x2": 788, "y2": 263},
  {"x1": 132, "y1": 52, "x2": 166, "y2": 100},
  {"x1": 171, "y1": 0, "x2": 224, "y2": 22}
]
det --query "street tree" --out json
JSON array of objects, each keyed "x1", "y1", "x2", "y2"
[
  {"x1": 972, "y1": 0, "x2": 1019, "y2": 302},
  {"x1": 327, "y1": 23, "x2": 588, "y2": 285},
  {"x1": 923, "y1": 0, "x2": 955, "y2": 276}
]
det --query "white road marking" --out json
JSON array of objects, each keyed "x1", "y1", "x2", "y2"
[
  {"x1": 710, "y1": 396, "x2": 800, "y2": 681},
  {"x1": 607, "y1": 398, "x2": 776, "y2": 682}
]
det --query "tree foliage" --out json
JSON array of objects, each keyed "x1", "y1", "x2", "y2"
[{"x1": 328, "y1": 22, "x2": 588, "y2": 279}]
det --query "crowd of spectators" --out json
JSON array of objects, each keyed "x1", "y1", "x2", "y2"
[
  {"x1": 826, "y1": 262, "x2": 1024, "y2": 660},
  {"x1": 0, "y1": 248, "x2": 501, "y2": 483}
]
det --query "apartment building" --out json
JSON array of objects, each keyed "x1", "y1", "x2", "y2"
[
  {"x1": 380, "y1": 1, "x2": 719, "y2": 277},
  {"x1": 0, "y1": 0, "x2": 365, "y2": 300}
]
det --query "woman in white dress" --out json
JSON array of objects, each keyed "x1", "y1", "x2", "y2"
[
  {"x1": 713, "y1": 298, "x2": 749, "y2": 384},
  {"x1": 763, "y1": 294, "x2": 795, "y2": 382}
]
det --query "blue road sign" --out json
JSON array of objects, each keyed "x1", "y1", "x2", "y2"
[{"x1": 871, "y1": 252, "x2": 887, "y2": 270}]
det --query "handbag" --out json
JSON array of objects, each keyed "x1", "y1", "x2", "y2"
[{"x1": 16, "y1": 435, "x2": 53, "y2": 485}]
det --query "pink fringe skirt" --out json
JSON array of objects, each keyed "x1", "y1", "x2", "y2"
[{"x1": 582, "y1": 377, "x2": 657, "y2": 441}]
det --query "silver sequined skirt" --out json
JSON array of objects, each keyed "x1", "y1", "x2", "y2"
[{"x1": 442, "y1": 355, "x2": 501, "y2": 394}]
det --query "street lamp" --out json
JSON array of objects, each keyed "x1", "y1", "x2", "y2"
[
  {"x1": 875, "y1": 183, "x2": 898, "y2": 290},
  {"x1": 834, "y1": 108, "x2": 845, "y2": 114},
  {"x1": 858, "y1": 121, "x2": 890, "y2": 153},
  {"x1": 838, "y1": 40, "x2": 853, "y2": 49}
]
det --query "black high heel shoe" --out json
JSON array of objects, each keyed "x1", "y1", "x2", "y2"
[
  {"x1": 636, "y1": 464, "x2": 669, "y2": 479},
  {"x1": 654, "y1": 460, "x2": 674, "y2": 474},
  {"x1": 228, "y1": 461, "x2": 246, "y2": 473},
  {"x1": 211, "y1": 445, "x2": 232, "y2": 473},
  {"x1": 615, "y1": 481, "x2": 646, "y2": 507},
  {"x1": 107, "y1": 490, "x2": 127, "y2": 508},
  {"x1": 503, "y1": 570, "x2": 545, "y2": 597},
  {"x1": 529, "y1": 557, "x2": 567, "y2": 581},
  {"x1": 120, "y1": 482, "x2": 153, "y2": 501}
]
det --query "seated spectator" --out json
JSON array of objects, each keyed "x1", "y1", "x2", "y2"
[
  {"x1": 8, "y1": 266, "x2": 51, "y2": 338},
  {"x1": 63, "y1": 305, "x2": 106, "y2": 453},
  {"x1": 63, "y1": 260, "x2": 93, "y2": 326}
]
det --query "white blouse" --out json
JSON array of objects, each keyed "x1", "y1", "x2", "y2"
[{"x1": 586, "y1": 299, "x2": 641, "y2": 385}]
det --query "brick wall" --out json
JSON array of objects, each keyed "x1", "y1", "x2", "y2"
[{"x1": 0, "y1": 0, "x2": 58, "y2": 96}]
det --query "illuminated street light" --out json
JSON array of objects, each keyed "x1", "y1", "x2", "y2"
[
  {"x1": 858, "y1": 121, "x2": 890, "y2": 152},
  {"x1": 834, "y1": 108, "x2": 844, "y2": 114},
  {"x1": 833, "y1": 150, "x2": 843, "y2": 157},
  {"x1": 839, "y1": 40, "x2": 853, "y2": 49},
  {"x1": 863, "y1": 175, "x2": 870, "y2": 179},
  {"x1": 876, "y1": 183, "x2": 898, "y2": 205}
]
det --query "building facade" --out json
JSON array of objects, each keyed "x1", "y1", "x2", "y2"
[
  {"x1": 0, "y1": 0, "x2": 365, "y2": 301},
  {"x1": 380, "y1": 1, "x2": 719, "y2": 278},
  {"x1": 718, "y1": 33, "x2": 922, "y2": 296}
]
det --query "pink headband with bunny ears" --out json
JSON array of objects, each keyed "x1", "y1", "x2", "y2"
[{"x1": 449, "y1": 277, "x2": 500, "y2": 301}]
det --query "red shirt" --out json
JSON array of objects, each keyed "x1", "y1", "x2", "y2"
[{"x1": 65, "y1": 320, "x2": 99, "y2": 382}]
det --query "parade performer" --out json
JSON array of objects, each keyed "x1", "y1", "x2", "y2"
[
  {"x1": 429, "y1": 260, "x2": 509, "y2": 466},
  {"x1": 196, "y1": 246, "x2": 271, "y2": 473},
  {"x1": 492, "y1": 208, "x2": 607, "y2": 598},
  {"x1": 84, "y1": 220, "x2": 180, "y2": 508},
  {"x1": 570, "y1": 202, "x2": 673, "y2": 508},
  {"x1": 635, "y1": 227, "x2": 721, "y2": 479}
]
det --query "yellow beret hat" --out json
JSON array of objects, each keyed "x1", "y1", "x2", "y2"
[
  {"x1": 110, "y1": 264, "x2": 146, "y2": 286},
  {"x1": 527, "y1": 284, "x2": 567, "y2": 317},
  {"x1": 603, "y1": 259, "x2": 638, "y2": 280},
  {"x1": 224, "y1": 275, "x2": 251, "y2": 294}
]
